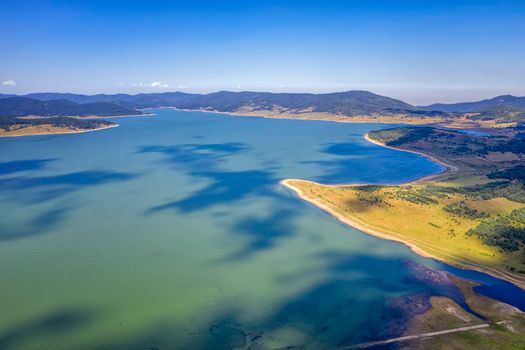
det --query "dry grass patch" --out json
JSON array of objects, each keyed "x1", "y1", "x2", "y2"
[{"x1": 287, "y1": 179, "x2": 525, "y2": 287}]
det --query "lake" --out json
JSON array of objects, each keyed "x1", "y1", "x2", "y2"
[{"x1": 0, "y1": 110, "x2": 522, "y2": 349}]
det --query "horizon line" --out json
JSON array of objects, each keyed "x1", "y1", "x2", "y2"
[{"x1": 1, "y1": 89, "x2": 523, "y2": 106}]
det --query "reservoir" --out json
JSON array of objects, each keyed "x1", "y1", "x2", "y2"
[{"x1": 0, "y1": 110, "x2": 522, "y2": 349}]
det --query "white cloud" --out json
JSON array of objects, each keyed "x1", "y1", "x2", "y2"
[
  {"x1": 151, "y1": 81, "x2": 170, "y2": 88},
  {"x1": 2, "y1": 80, "x2": 16, "y2": 86},
  {"x1": 177, "y1": 85, "x2": 187, "y2": 89},
  {"x1": 131, "y1": 81, "x2": 169, "y2": 88}
]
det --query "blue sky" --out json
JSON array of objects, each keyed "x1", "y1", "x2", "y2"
[{"x1": 1, "y1": 0, "x2": 524, "y2": 104}]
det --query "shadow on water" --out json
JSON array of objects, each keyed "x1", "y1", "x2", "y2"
[
  {"x1": 138, "y1": 143, "x2": 268, "y2": 213},
  {"x1": 139, "y1": 143, "x2": 277, "y2": 213},
  {"x1": 138, "y1": 143, "x2": 247, "y2": 171},
  {"x1": 0, "y1": 206, "x2": 71, "y2": 241},
  {"x1": 0, "y1": 165, "x2": 138, "y2": 241},
  {"x1": 139, "y1": 142, "x2": 305, "y2": 260},
  {"x1": 0, "y1": 170, "x2": 139, "y2": 203},
  {"x1": 221, "y1": 206, "x2": 299, "y2": 261},
  {"x1": 0, "y1": 307, "x2": 98, "y2": 350},
  {"x1": 0, "y1": 170, "x2": 137, "y2": 189},
  {"x1": 0, "y1": 159, "x2": 56, "y2": 176},
  {"x1": 304, "y1": 140, "x2": 440, "y2": 184},
  {"x1": 232, "y1": 207, "x2": 297, "y2": 251},
  {"x1": 322, "y1": 141, "x2": 367, "y2": 156},
  {"x1": 148, "y1": 169, "x2": 276, "y2": 214}
]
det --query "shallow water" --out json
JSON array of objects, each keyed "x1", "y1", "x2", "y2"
[{"x1": 0, "y1": 110, "x2": 521, "y2": 349}]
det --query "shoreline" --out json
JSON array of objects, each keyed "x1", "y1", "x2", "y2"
[
  {"x1": 78, "y1": 113, "x2": 156, "y2": 119},
  {"x1": 162, "y1": 107, "x2": 443, "y2": 126},
  {"x1": 363, "y1": 133, "x2": 459, "y2": 183},
  {"x1": 0, "y1": 124, "x2": 119, "y2": 138},
  {"x1": 0, "y1": 112, "x2": 155, "y2": 138},
  {"x1": 226, "y1": 111, "x2": 440, "y2": 125},
  {"x1": 280, "y1": 178, "x2": 439, "y2": 261},
  {"x1": 281, "y1": 133, "x2": 525, "y2": 291},
  {"x1": 155, "y1": 107, "x2": 506, "y2": 130}
]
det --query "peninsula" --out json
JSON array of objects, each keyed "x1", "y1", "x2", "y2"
[
  {"x1": 0, "y1": 116, "x2": 118, "y2": 137},
  {"x1": 0, "y1": 96, "x2": 142, "y2": 137},
  {"x1": 283, "y1": 126, "x2": 525, "y2": 289}
]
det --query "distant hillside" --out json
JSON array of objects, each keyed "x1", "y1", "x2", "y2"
[
  {"x1": 20, "y1": 92, "x2": 196, "y2": 109},
  {"x1": 0, "y1": 116, "x2": 114, "y2": 132},
  {"x1": 424, "y1": 95, "x2": 525, "y2": 113},
  {"x1": 4, "y1": 91, "x2": 525, "y2": 121},
  {"x1": 0, "y1": 97, "x2": 140, "y2": 117},
  {"x1": 474, "y1": 104, "x2": 525, "y2": 122},
  {"x1": 174, "y1": 90, "x2": 420, "y2": 115},
  {"x1": 1, "y1": 90, "x2": 422, "y2": 116}
]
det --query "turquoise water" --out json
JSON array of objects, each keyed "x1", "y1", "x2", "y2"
[{"x1": 0, "y1": 110, "x2": 519, "y2": 349}]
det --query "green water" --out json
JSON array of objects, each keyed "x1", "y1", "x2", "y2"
[{"x1": 0, "y1": 110, "x2": 490, "y2": 349}]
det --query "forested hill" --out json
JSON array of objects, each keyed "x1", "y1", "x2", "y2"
[
  {"x1": 0, "y1": 91, "x2": 423, "y2": 116},
  {"x1": 2, "y1": 91, "x2": 525, "y2": 120},
  {"x1": 159, "y1": 90, "x2": 419, "y2": 115},
  {"x1": 423, "y1": 95, "x2": 525, "y2": 114},
  {"x1": 0, "y1": 97, "x2": 141, "y2": 117}
]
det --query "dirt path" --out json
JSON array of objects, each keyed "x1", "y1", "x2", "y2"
[{"x1": 336, "y1": 321, "x2": 506, "y2": 349}]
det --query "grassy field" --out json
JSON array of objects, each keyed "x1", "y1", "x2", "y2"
[{"x1": 285, "y1": 179, "x2": 525, "y2": 287}]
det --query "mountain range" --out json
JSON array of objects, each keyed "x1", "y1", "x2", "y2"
[
  {"x1": 0, "y1": 97, "x2": 140, "y2": 117},
  {"x1": 0, "y1": 91, "x2": 524, "y2": 119}
]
